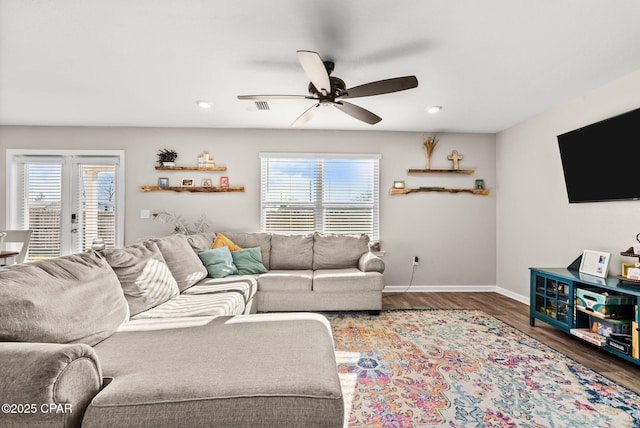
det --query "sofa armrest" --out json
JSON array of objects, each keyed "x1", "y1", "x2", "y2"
[
  {"x1": 0, "y1": 342, "x2": 102, "y2": 428},
  {"x1": 358, "y1": 252, "x2": 385, "y2": 273}
]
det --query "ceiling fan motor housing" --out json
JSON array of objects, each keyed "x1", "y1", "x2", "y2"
[{"x1": 308, "y1": 76, "x2": 346, "y2": 99}]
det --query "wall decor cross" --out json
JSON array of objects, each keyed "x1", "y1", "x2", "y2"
[{"x1": 447, "y1": 150, "x2": 463, "y2": 170}]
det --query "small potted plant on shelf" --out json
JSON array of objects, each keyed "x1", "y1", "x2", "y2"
[{"x1": 157, "y1": 149, "x2": 178, "y2": 166}]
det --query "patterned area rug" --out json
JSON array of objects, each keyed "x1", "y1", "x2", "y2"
[{"x1": 326, "y1": 309, "x2": 640, "y2": 428}]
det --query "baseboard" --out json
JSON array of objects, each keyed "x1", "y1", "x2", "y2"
[
  {"x1": 383, "y1": 285, "x2": 496, "y2": 293},
  {"x1": 495, "y1": 286, "x2": 530, "y2": 305},
  {"x1": 383, "y1": 285, "x2": 530, "y2": 306}
]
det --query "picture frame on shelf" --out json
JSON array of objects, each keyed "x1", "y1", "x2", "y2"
[
  {"x1": 219, "y1": 176, "x2": 229, "y2": 188},
  {"x1": 202, "y1": 178, "x2": 213, "y2": 187},
  {"x1": 579, "y1": 249, "x2": 611, "y2": 278},
  {"x1": 475, "y1": 179, "x2": 485, "y2": 190},
  {"x1": 393, "y1": 180, "x2": 405, "y2": 189},
  {"x1": 181, "y1": 178, "x2": 195, "y2": 187},
  {"x1": 158, "y1": 177, "x2": 169, "y2": 187}
]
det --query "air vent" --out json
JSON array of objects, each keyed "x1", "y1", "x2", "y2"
[{"x1": 254, "y1": 101, "x2": 270, "y2": 111}]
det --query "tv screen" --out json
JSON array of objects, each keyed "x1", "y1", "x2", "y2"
[{"x1": 557, "y1": 107, "x2": 640, "y2": 203}]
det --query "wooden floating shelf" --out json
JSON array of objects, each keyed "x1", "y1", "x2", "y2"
[
  {"x1": 407, "y1": 168, "x2": 475, "y2": 174},
  {"x1": 139, "y1": 185, "x2": 244, "y2": 193},
  {"x1": 155, "y1": 165, "x2": 227, "y2": 171},
  {"x1": 390, "y1": 187, "x2": 489, "y2": 196}
]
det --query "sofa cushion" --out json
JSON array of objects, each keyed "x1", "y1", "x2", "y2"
[
  {"x1": 312, "y1": 268, "x2": 385, "y2": 293},
  {"x1": 103, "y1": 242, "x2": 179, "y2": 316},
  {"x1": 152, "y1": 234, "x2": 207, "y2": 291},
  {"x1": 269, "y1": 233, "x2": 313, "y2": 270},
  {"x1": 184, "y1": 275, "x2": 258, "y2": 304},
  {"x1": 219, "y1": 232, "x2": 272, "y2": 269},
  {"x1": 212, "y1": 232, "x2": 242, "y2": 251},
  {"x1": 130, "y1": 293, "x2": 245, "y2": 319},
  {"x1": 198, "y1": 247, "x2": 239, "y2": 278},
  {"x1": 231, "y1": 247, "x2": 268, "y2": 275},
  {"x1": 186, "y1": 231, "x2": 217, "y2": 253},
  {"x1": 0, "y1": 251, "x2": 128, "y2": 346},
  {"x1": 313, "y1": 233, "x2": 369, "y2": 269},
  {"x1": 257, "y1": 270, "x2": 313, "y2": 292},
  {"x1": 86, "y1": 313, "x2": 343, "y2": 428}
]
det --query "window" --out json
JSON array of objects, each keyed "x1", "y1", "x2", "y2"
[
  {"x1": 260, "y1": 153, "x2": 380, "y2": 240},
  {"x1": 7, "y1": 150, "x2": 124, "y2": 260}
]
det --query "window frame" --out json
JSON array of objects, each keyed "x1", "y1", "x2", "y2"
[
  {"x1": 260, "y1": 152, "x2": 380, "y2": 240},
  {"x1": 6, "y1": 149, "x2": 125, "y2": 257}
]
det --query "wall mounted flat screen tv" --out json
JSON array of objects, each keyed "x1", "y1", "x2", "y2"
[{"x1": 557, "y1": 107, "x2": 640, "y2": 203}]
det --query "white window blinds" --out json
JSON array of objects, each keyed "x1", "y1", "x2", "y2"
[
  {"x1": 260, "y1": 153, "x2": 380, "y2": 240},
  {"x1": 22, "y1": 161, "x2": 63, "y2": 259}
]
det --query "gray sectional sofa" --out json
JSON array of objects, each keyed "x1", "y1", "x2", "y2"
[
  {"x1": 208, "y1": 231, "x2": 385, "y2": 313},
  {"x1": 0, "y1": 231, "x2": 384, "y2": 427}
]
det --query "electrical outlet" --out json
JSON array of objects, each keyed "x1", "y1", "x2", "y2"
[{"x1": 412, "y1": 256, "x2": 419, "y2": 266}]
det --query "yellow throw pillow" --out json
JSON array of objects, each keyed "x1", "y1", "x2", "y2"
[{"x1": 211, "y1": 233, "x2": 243, "y2": 252}]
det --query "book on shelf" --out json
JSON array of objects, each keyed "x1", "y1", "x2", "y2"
[{"x1": 570, "y1": 328, "x2": 607, "y2": 347}]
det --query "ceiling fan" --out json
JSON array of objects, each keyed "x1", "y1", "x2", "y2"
[{"x1": 237, "y1": 50, "x2": 419, "y2": 126}]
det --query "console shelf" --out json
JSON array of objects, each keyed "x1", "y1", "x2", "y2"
[
  {"x1": 530, "y1": 267, "x2": 640, "y2": 366},
  {"x1": 407, "y1": 168, "x2": 475, "y2": 174},
  {"x1": 138, "y1": 185, "x2": 244, "y2": 193},
  {"x1": 389, "y1": 187, "x2": 489, "y2": 195}
]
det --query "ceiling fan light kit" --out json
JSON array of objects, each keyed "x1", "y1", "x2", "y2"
[
  {"x1": 238, "y1": 50, "x2": 418, "y2": 126},
  {"x1": 195, "y1": 100, "x2": 212, "y2": 109}
]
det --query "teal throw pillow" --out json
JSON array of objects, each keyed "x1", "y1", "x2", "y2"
[
  {"x1": 231, "y1": 247, "x2": 268, "y2": 275},
  {"x1": 198, "y1": 247, "x2": 238, "y2": 278}
]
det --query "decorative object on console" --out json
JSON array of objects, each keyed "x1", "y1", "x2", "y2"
[
  {"x1": 622, "y1": 263, "x2": 636, "y2": 278},
  {"x1": 157, "y1": 148, "x2": 178, "y2": 166},
  {"x1": 579, "y1": 249, "x2": 610, "y2": 278},
  {"x1": 447, "y1": 149, "x2": 463, "y2": 170},
  {"x1": 422, "y1": 135, "x2": 438, "y2": 169},
  {"x1": 151, "y1": 211, "x2": 211, "y2": 235}
]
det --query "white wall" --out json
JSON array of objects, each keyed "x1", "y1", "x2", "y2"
[
  {"x1": 496, "y1": 68, "x2": 640, "y2": 302},
  {"x1": 0, "y1": 127, "x2": 496, "y2": 287}
]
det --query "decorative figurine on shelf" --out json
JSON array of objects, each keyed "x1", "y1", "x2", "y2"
[
  {"x1": 423, "y1": 135, "x2": 438, "y2": 170},
  {"x1": 447, "y1": 150, "x2": 463, "y2": 170},
  {"x1": 157, "y1": 149, "x2": 178, "y2": 166},
  {"x1": 198, "y1": 151, "x2": 216, "y2": 168}
]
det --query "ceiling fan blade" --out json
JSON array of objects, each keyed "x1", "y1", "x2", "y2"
[
  {"x1": 237, "y1": 95, "x2": 315, "y2": 100},
  {"x1": 296, "y1": 50, "x2": 331, "y2": 96},
  {"x1": 340, "y1": 75, "x2": 418, "y2": 99},
  {"x1": 333, "y1": 101, "x2": 382, "y2": 125},
  {"x1": 292, "y1": 103, "x2": 320, "y2": 127}
]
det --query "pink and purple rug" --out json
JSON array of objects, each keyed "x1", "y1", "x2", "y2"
[{"x1": 327, "y1": 309, "x2": 640, "y2": 428}]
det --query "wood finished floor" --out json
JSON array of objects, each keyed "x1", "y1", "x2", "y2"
[{"x1": 382, "y1": 292, "x2": 640, "y2": 394}]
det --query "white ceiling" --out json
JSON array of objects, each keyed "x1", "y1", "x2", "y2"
[{"x1": 2, "y1": 1, "x2": 640, "y2": 133}]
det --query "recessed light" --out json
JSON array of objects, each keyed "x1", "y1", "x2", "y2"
[
  {"x1": 196, "y1": 100, "x2": 212, "y2": 109},
  {"x1": 426, "y1": 105, "x2": 442, "y2": 114}
]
